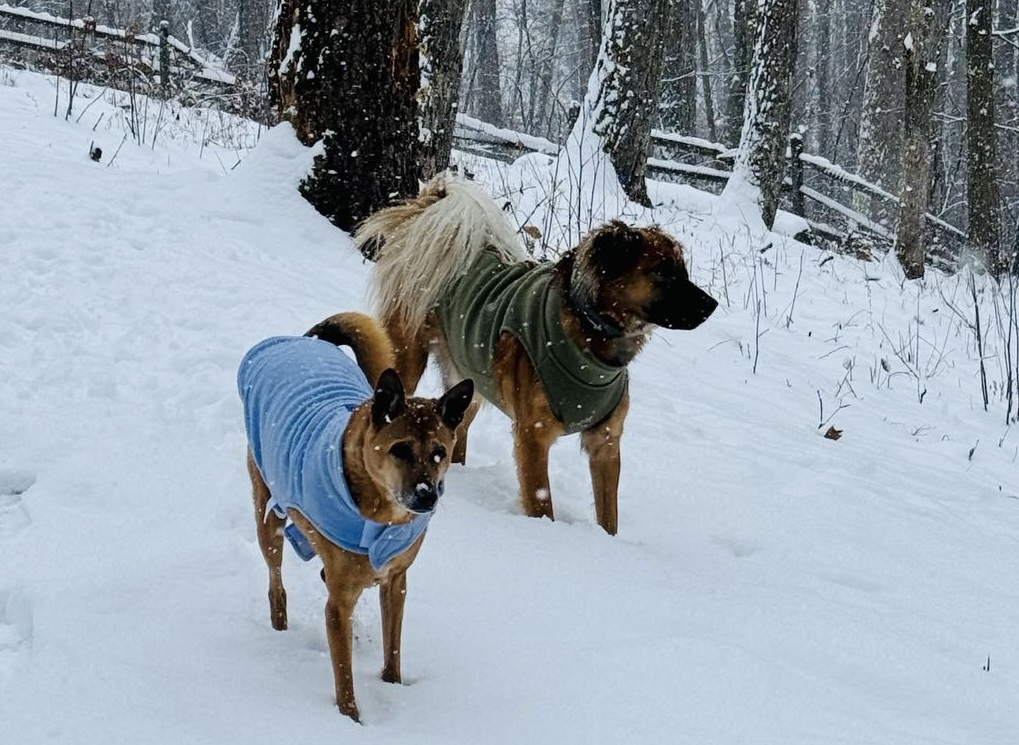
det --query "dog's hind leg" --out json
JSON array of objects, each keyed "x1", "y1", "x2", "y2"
[
  {"x1": 248, "y1": 451, "x2": 288, "y2": 630},
  {"x1": 580, "y1": 391, "x2": 630, "y2": 536}
]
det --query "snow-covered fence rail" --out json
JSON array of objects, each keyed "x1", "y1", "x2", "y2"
[
  {"x1": 0, "y1": 4, "x2": 235, "y2": 93},
  {"x1": 453, "y1": 115, "x2": 967, "y2": 260}
]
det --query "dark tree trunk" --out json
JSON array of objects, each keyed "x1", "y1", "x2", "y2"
[
  {"x1": 856, "y1": 0, "x2": 909, "y2": 223},
  {"x1": 236, "y1": 0, "x2": 267, "y2": 75},
  {"x1": 966, "y1": 0, "x2": 1003, "y2": 274},
  {"x1": 580, "y1": 0, "x2": 672, "y2": 205},
  {"x1": 724, "y1": 0, "x2": 799, "y2": 228},
  {"x1": 269, "y1": 0, "x2": 420, "y2": 234},
  {"x1": 467, "y1": 0, "x2": 503, "y2": 125},
  {"x1": 419, "y1": 0, "x2": 468, "y2": 180},
  {"x1": 726, "y1": 0, "x2": 758, "y2": 144},
  {"x1": 894, "y1": 0, "x2": 951, "y2": 279},
  {"x1": 586, "y1": 0, "x2": 603, "y2": 70},
  {"x1": 529, "y1": 0, "x2": 567, "y2": 137},
  {"x1": 695, "y1": 0, "x2": 718, "y2": 141},
  {"x1": 660, "y1": 0, "x2": 697, "y2": 133}
]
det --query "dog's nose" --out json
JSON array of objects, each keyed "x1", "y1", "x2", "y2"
[
  {"x1": 408, "y1": 481, "x2": 441, "y2": 513},
  {"x1": 700, "y1": 292, "x2": 719, "y2": 320}
]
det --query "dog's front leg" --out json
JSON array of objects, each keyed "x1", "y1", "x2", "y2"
[
  {"x1": 581, "y1": 392, "x2": 629, "y2": 536},
  {"x1": 324, "y1": 583, "x2": 361, "y2": 721},
  {"x1": 379, "y1": 570, "x2": 408, "y2": 683},
  {"x1": 513, "y1": 420, "x2": 557, "y2": 521}
]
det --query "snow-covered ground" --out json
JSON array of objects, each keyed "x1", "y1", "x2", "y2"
[{"x1": 2, "y1": 69, "x2": 1018, "y2": 743}]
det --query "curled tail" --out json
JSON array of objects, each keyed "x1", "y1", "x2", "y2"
[
  {"x1": 305, "y1": 312, "x2": 396, "y2": 386},
  {"x1": 358, "y1": 177, "x2": 527, "y2": 334}
]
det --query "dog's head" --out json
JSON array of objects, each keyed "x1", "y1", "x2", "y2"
[
  {"x1": 359, "y1": 369, "x2": 474, "y2": 517},
  {"x1": 573, "y1": 221, "x2": 718, "y2": 331}
]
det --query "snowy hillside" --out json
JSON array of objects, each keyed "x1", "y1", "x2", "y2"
[{"x1": 2, "y1": 69, "x2": 1018, "y2": 744}]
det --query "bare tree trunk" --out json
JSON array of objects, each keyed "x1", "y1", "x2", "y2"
[
  {"x1": 660, "y1": 0, "x2": 697, "y2": 133},
  {"x1": 814, "y1": 0, "x2": 831, "y2": 156},
  {"x1": 419, "y1": 0, "x2": 468, "y2": 180},
  {"x1": 695, "y1": 0, "x2": 718, "y2": 142},
  {"x1": 269, "y1": 0, "x2": 420, "y2": 235},
  {"x1": 586, "y1": 0, "x2": 603, "y2": 69},
  {"x1": 856, "y1": 0, "x2": 909, "y2": 222},
  {"x1": 966, "y1": 0, "x2": 1004, "y2": 273},
  {"x1": 236, "y1": 0, "x2": 267, "y2": 75},
  {"x1": 722, "y1": 0, "x2": 799, "y2": 228},
  {"x1": 573, "y1": 0, "x2": 672, "y2": 205},
  {"x1": 530, "y1": 0, "x2": 567, "y2": 137},
  {"x1": 467, "y1": 0, "x2": 503, "y2": 125},
  {"x1": 726, "y1": 0, "x2": 758, "y2": 144},
  {"x1": 895, "y1": 0, "x2": 951, "y2": 279}
]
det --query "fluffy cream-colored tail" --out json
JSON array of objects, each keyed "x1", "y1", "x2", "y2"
[{"x1": 359, "y1": 177, "x2": 526, "y2": 331}]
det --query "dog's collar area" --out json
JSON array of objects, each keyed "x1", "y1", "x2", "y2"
[{"x1": 570, "y1": 293, "x2": 627, "y2": 339}]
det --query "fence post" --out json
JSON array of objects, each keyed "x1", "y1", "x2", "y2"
[
  {"x1": 789, "y1": 132, "x2": 805, "y2": 217},
  {"x1": 159, "y1": 20, "x2": 170, "y2": 97}
]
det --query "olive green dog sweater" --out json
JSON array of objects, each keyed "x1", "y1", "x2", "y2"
[{"x1": 434, "y1": 250, "x2": 627, "y2": 434}]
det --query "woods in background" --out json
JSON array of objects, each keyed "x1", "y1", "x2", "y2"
[{"x1": 9, "y1": 0, "x2": 1016, "y2": 277}]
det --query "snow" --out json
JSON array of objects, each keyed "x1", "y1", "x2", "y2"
[{"x1": 3, "y1": 68, "x2": 1019, "y2": 743}]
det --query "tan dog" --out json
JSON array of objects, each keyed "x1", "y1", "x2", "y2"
[
  {"x1": 358, "y1": 179, "x2": 717, "y2": 535},
  {"x1": 239, "y1": 312, "x2": 473, "y2": 721}
]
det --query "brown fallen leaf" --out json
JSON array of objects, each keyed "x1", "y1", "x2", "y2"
[{"x1": 823, "y1": 426, "x2": 843, "y2": 441}]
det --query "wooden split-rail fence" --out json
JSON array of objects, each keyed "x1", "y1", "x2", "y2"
[
  {"x1": 0, "y1": 3, "x2": 236, "y2": 103},
  {"x1": 453, "y1": 115, "x2": 967, "y2": 264}
]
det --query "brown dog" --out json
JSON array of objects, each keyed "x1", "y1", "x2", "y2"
[
  {"x1": 357, "y1": 178, "x2": 717, "y2": 536},
  {"x1": 239, "y1": 312, "x2": 473, "y2": 721}
]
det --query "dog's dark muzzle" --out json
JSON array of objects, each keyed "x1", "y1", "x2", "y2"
[
  {"x1": 404, "y1": 479, "x2": 444, "y2": 514},
  {"x1": 649, "y1": 281, "x2": 718, "y2": 330}
]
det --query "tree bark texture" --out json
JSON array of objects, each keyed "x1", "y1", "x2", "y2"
[
  {"x1": 419, "y1": 0, "x2": 468, "y2": 180},
  {"x1": 726, "y1": 0, "x2": 758, "y2": 144},
  {"x1": 586, "y1": 0, "x2": 672, "y2": 205},
  {"x1": 966, "y1": 0, "x2": 1004, "y2": 273},
  {"x1": 894, "y1": 0, "x2": 951, "y2": 279},
  {"x1": 856, "y1": 0, "x2": 908, "y2": 222},
  {"x1": 269, "y1": 0, "x2": 420, "y2": 234},
  {"x1": 695, "y1": 0, "x2": 718, "y2": 141},
  {"x1": 466, "y1": 0, "x2": 503, "y2": 125},
  {"x1": 660, "y1": 0, "x2": 697, "y2": 133},
  {"x1": 728, "y1": 0, "x2": 800, "y2": 228}
]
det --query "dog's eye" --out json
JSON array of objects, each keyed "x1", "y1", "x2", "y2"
[
  {"x1": 430, "y1": 447, "x2": 447, "y2": 464},
  {"x1": 389, "y1": 442, "x2": 414, "y2": 462}
]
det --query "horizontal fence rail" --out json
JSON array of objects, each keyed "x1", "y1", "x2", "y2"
[{"x1": 452, "y1": 113, "x2": 968, "y2": 261}]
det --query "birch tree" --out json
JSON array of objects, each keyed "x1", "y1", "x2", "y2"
[{"x1": 721, "y1": 0, "x2": 800, "y2": 229}]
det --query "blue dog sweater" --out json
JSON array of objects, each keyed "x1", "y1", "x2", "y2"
[{"x1": 238, "y1": 336, "x2": 430, "y2": 570}]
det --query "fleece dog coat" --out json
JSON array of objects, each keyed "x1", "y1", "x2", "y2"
[
  {"x1": 434, "y1": 250, "x2": 628, "y2": 434},
  {"x1": 238, "y1": 336, "x2": 429, "y2": 570}
]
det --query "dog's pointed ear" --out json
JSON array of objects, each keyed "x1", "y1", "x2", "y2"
[
  {"x1": 590, "y1": 221, "x2": 645, "y2": 278},
  {"x1": 437, "y1": 378, "x2": 474, "y2": 430},
  {"x1": 371, "y1": 368, "x2": 407, "y2": 428}
]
